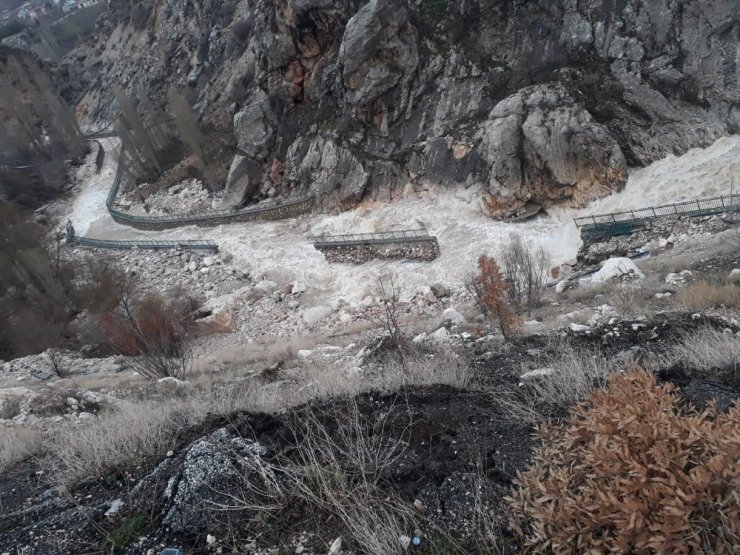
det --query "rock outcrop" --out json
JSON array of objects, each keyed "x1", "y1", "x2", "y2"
[
  {"x1": 479, "y1": 85, "x2": 627, "y2": 216},
  {"x1": 56, "y1": 0, "x2": 740, "y2": 214}
]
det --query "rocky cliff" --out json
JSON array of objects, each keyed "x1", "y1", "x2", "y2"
[{"x1": 59, "y1": 0, "x2": 739, "y2": 216}]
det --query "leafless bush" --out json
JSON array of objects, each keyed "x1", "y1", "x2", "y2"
[
  {"x1": 469, "y1": 465, "x2": 506, "y2": 554},
  {"x1": 45, "y1": 348, "x2": 67, "y2": 378},
  {"x1": 283, "y1": 400, "x2": 417, "y2": 555},
  {"x1": 100, "y1": 294, "x2": 194, "y2": 380},
  {"x1": 361, "y1": 274, "x2": 409, "y2": 365},
  {"x1": 500, "y1": 234, "x2": 551, "y2": 309}
]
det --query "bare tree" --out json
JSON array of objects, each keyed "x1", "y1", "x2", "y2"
[
  {"x1": 374, "y1": 274, "x2": 408, "y2": 365},
  {"x1": 500, "y1": 234, "x2": 551, "y2": 309}
]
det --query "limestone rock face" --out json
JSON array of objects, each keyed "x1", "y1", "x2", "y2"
[
  {"x1": 58, "y1": 0, "x2": 740, "y2": 215},
  {"x1": 284, "y1": 136, "x2": 369, "y2": 207},
  {"x1": 338, "y1": 0, "x2": 418, "y2": 120},
  {"x1": 480, "y1": 85, "x2": 627, "y2": 216}
]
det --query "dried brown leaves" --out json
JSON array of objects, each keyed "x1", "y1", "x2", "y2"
[{"x1": 508, "y1": 368, "x2": 739, "y2": 553}]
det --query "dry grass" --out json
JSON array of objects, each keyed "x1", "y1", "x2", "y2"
[
  {"x1": 658, "y1": 328, "x2": 740, "y2": 385},
  {"x1": 41, "y1": 348, "x2": 475, "y2": 488},
  {"x1": 283, "y1": 400, "x2": 417, "y2": 555},
  {"x1": 508, "y1": 369, "x2": 740, "y2": 553},
  {"x1": 676, "y1": 280, "x2": 740, "y2": 310},
  {"x1": 495, "y1": 346, "x2": 623, "y2": 423},
  {"x1": 636, "y1": 253, "x2": 692, "y2": 274},
  {"x1": 0, "y1": 426, "x2": 45, "y2": 474},
  {"x1": 560, "y1": 281, "x2": 610, "y2": 304}
]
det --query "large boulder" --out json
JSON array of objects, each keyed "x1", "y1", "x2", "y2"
[
  {"x1": 479, "y1": 85, "x2": 627, "y2": 217},
  {"x1": 218, "y1": 155, "x2": 263, "y2": 209},
  {"x1": 284, "y1": 136, "x2": 369, "y2": 206},
  {"x1": 233, "y1": 91, "x2": 277, "y2": 161},
  {"x1": 162, "y1": 428, "x2": 268, "y2": 534}
]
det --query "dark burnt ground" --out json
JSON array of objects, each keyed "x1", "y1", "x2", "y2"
[
  {"x1": 564, "y1": 311, "x2": 740, "y2": 409},
  {"x1": 0, "y1": 387, "x2": 534, "y2": 555},
  {"x1": 1, "y1": 313, "x2": 737, "y2": 554}
]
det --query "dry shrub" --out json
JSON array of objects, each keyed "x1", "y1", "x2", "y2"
[
  {"x1": 282, "y1": 400, "x2": 416, "y2": 555},
  {"x1": 467, "y1": 254, "x2": 522, "y2": 340},
  {"x1": 677, "y1": 280, "x2": 740, "y2": 310},
  {"x1": 665, "y1": 328, "x2": 740, "y2": 372},
  {"x1": 508, "y1": 368, "x2": 740, "y2": 553},
  {"x1": 560, "y1": 283, "x2": 608, "y2": 304},
  {"x1": 100, "y1": 295, "x2": 193, "y2": 379},
  {"x1": 45, "y1": 396, "x2": 204, "y2": 488}
]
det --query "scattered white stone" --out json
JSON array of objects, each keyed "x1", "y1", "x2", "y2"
[
  {"x1": 430, "y1": 327, "x2": 450, "y2": 341},
  {"x1": 328, "y1": 537, "x2": 342, "y2": 555},
  {"x1": 555, "y1": 279, "x2": 571, "y2": 294},
  {"x1": 206, "y1": 534, "x2": 217, "y2": 545},
  {"x1": 440, "y1": 307, "x2": 466, "y2": 326},
  {"x1": 255, "y1": 280, "x2": 278, "y2": 293},
  {"x1": 412, "y1": 332, "x2": 428, "y2": 344},
  {"x1": 291, "y1": 281, "x2": 307, "y2": 294},
  {"x1": 569, "y1": 323, "x2": 590, "y2": 332},
  {"x1": 105, "y1": 499, "x2": 124, "y2": 518},
  {"x1": 302, "y1": 305, "x2": 333, "y2": 325},
  {"x1": 81, "y1": 390, "x2": 105, "y2": 405},
  {"x1": 520, "y1": 368, "x2": 554, "y2": 380},
  {"x1": 666, "y1": 270, "x2": 692, "y2": 285},
  {"x1": 157, "y1": 377, "x2": 193, "y2": 393}
]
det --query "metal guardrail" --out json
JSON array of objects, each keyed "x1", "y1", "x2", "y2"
[
  {"x1": 574, "y1": 194, "x2": 740, "y2": 239},
  {"x1": 102, "y1": 140, "x2": 314, "y2": 230},
  {"x1": 65, "y1": 220, "x2": 218, "y2": 252},
  {"x1": 69, "y1": 235, "x2": 218, "y2": 252},
  {"x1": 312, "y1": 228, "x2": 434, "y2": 247}
]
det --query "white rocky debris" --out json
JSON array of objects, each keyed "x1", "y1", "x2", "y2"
[
  {"x1": 440, "y1": 307, "x2": 466, "y2": 327},
  {"x1": 666, "y1": 270, "x2": 692, "y2": 285},
  {"x1": 588, "y1": 257, "x2": 645, "y2": 284},
  {"x1": 105, "y1": 499, "x2": 124, "y2": 518}
]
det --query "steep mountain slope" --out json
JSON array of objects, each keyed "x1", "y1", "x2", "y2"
[{"x1": 58, "y1": 0, "x2": 739, "y2": 216}]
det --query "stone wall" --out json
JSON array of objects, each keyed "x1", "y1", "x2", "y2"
[{"x1": 316, "y1": 238, "x2": 440, "y2": 264}]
